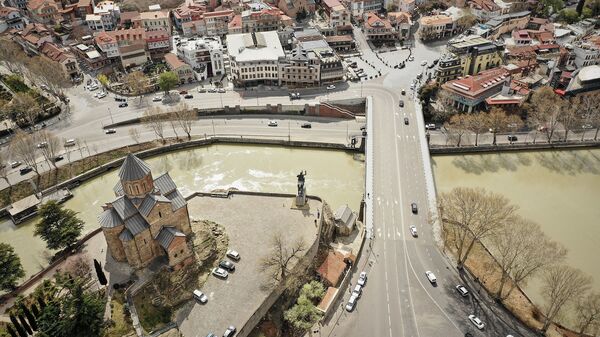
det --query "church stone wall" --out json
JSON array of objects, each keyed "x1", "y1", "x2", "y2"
[
  {"x1": 147, "y1": 202, "x2": 175, "y2": 237},
  {"x1": 123, "y1": 239, "x2": 142, "y2": 269},
  {"x1": 172, "y1": 206, "x2": 192, "y2": 235},
  {"x1": 102, "y1": 226, "x2": 127, "y2": 262},
  {"x1": 122, "y1": 174, "x2": 154, "y2": 198},
  {"x1": 167, "y1": 237, "x2": 194, "y2": 270},
  {"x1": 135, "y1": 229, "x2": 156, "y2": 267}
]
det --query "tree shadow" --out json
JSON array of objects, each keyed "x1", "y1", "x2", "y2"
[
  {"x1": 533, "y1": 150, "x2": 600, "y2": 176},
  {"x1": 448, "y1": 152, "x2": 533, "y2": 175}
]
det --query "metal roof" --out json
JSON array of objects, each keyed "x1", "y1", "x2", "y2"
[
  {"x1": 154, "y1": 173, "x2": 177, "y2": 194},
  {"x1": 113, "y1": 181, "x2": 124, "y2": 196},
  {"x1": 139, "y1": 194, "x2": 172, "y2": 217},
  {"x1": 124, "y1": 213, "x2": 149, "y2": 235},
  {"x1": 119, "y1": 154, "x2": 151, "y2": 182},
  {"x1": 165, "y1": 190, "x2": 187, "y2": 211},
  {"x1": 119, "y1": 228, "x2": 134, "y2": 241},
  {"x1": 156, "y1": 226, "x2": 185, "y2": 249},
  {"x1": 112, "y1": 196, "x2": 138, "y2": 220},
  {"x1": 98, "y1": 208, "x2": 123, "y2": 228}
]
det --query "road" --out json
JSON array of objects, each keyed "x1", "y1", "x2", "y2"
[{"x1": 0, "y1": 34, "x2": 539, "y2": 337}]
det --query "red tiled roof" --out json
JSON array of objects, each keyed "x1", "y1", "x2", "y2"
[
  {"x1": 317, "y1": 251, "x2": 347, "y2": 286},
  {"x1": 40, "y1": 42, "x2": 75, "y2": 63},
  {"x1": 119, "y1": 10, "x2": 140, "y2": 22},
  {"x1": 325, "y1": 35, "x2": 354, "y2": 43},
  {"x1": 364, "y1": 12, "x2": 392, "y2": 29},
  {"x1": 317, "y1": 287, "x2": 337, "y2": 312},
  {"x1": 469, "y1": 0, "x2": 500, "y2": 12},
  {"x1": 387, "y1": 11, "x2": 411, "y2": 24},
  {"x1": 95, "y1": 31, "x2": 117, "y2": 44},
  {"x1": 203, "y1": 9, "x2": 233, "y2": 17},
  {"x1": 228, "y1": 14, "x2": 241, "y2": 28},
  {"x1": 322, "y1": 0, "x2": 342, "y2": 9},
  {"x1": 0, "y1": 6, "x2": 19, "y2": 17},
  {"x1": 164, "y1": 52, "x2": 188, "y2": 70},
  {"x1": 443, "y1": 67, "x2": 509, "y2": 97}
]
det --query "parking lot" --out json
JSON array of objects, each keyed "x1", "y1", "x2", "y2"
[{"x1": 178, "y1": 193, "x2": 321, "y2": 337}]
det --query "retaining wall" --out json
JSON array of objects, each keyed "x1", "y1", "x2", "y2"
[{"x1": 429, "y1": 140, "x2": 600, "y2": 155}]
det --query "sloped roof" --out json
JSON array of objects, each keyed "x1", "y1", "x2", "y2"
[
  {"x1": 164, "y1": 53, "x2": 189, "y2": 70},
  {"x1": 113, "y1": 180, "x2": 124, "y2": 196},
  {"x1": 165, "y1": 190, "x2": 187, "y2": 211},
  {"x1": 317, "y1": 251, "x2": 347, "y2": 286},
  {"x1": 98, "y1": 208, "x2": 123, "y2": 228},
  {"x1": 112, "y1": 196, "x2": 138, "y2": 220},
  {"x1": 156, "y1": 226, "x2": 185, "y2": 249},
  {"x1": 154, "y1": 172, "x2": 177, "y2": 194},
  {"x1": 124, "y1": 213, "x2": 149, "y2": 235},
  {"x1": 119, "y1": 153, "x2": 151, "y2": 181},
  {"x1": 119, "y1": 228, "x2": 134, "y2": 241},
  {"x1": 139, "y1": 193, "x2": 171, "y2": 217}
]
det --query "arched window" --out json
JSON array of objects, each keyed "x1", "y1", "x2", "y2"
[{"x1": 158, "y1": 211, "x2": 162, "y2": 218}]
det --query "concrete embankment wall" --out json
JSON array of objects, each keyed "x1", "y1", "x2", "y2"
[{"x1": 430, "y1": 141, "x2": 600, "y2": 155}]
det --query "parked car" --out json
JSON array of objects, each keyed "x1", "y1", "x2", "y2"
[
  {"x1": 289, "y1": 92, "x2": 301, "y2": 100},
  {"x1": 153, "y1": 95, "x2": 162, "y2": 102},
  {"x1": 411, "y1": 202, "x2": 418, "y2": 214},
  {"x1": 184, "y1": 94, "x2": 193, "y2": 99},
  {"x1": 19, "y1": 166, "x2": 33, "y2": 175},
  {"x1": 357, "y1": 271, "x2": 367, "y2": 286},
  {"x1": 425, "y1": 123, "x2": 436, "y2": 130},
  {"x1": 421, "y1": 60, "x2": 428, "y2": 66},
  {"x1": 352, "y1": 284, "x2": 362, "y2": 298},
  {"x1": 10, "y1": 161, "x2": 22, "y2": 168},
  {"x1": 105, "y1": 129, "x2": 117, "y2": 134},
  {"x1": 219, "y1": 260, "x2": 235, "y2": 271},
  {"x1": 212, "y1": 267, "x2": 228, "y2": 279},
  {"x1": 205, "y1": 334, "x2": 216, "y2": 337},
  {"x1": 53, "y1": 155, "x2": 64, "y2": 162},
  {"x1": 428, "y1": 63, "x2": 435, "y2": 69},
  {"x1": 193, "y1": 289, "x2": 208, "y2": 304},
  {"x1": 217, "y1": 88, "x2": 226, "y2": 93},
  {"x1": 301, "y1": 123, "x2": 312, "y2": 129},
  {"x1": 468, "y1": 315, "x2": 485, "y2": 330},
  {"x1": 345, "y1": 294, "x2": 358, "y2": 312},
  {"x1": 115, "y1": 97, "x2": 127, "y2": 102},
  {"x1": 179, "y1": 90, "x2": 188, "y2": 95},
  {"x1": 119, "y1": 102, "x2": 128, "y2": 108},
  {"x1": 64, "y1": 139, "x2": 76, "y2": 147},
  {"x1": 326, "y1": 84, "x2": 336, "y2": 90},
  {"x1": 399, "y1": 100, "x2": 405, "y2": 107},
  {"x1": 456, "y1": 285, "x2": 469, "y2": 297},
  {"x1": 223, "y1": 326, "x2": 236, "y2": 337},
  {"x1": 197, "y1": 88, "x2": 207, "y2": 93},
  {"x1": 401, "y1": 89, "x2": 406, "y2": 95},
  {"x1": 96, "y1": 91, "x2": 107, "y2": 99},
  {"x1": 507, "y1": 135, "x2": 518, "y2": 142},
  {"x1": 37, "y1": 142, "x2": 48, "y2": 148},
  {"x1": 268, "y1": 120, "x2": 278, "y2": 127},
  {"x1": 404, "y1": 117, "x2": 409, "y2": 125},
  {"x1": 425, "y1": 271, "x2": 437, "y2": 284},
  {"x1": 207, "y1": 88, "x2": 217, "y2": 93},
  {"x1": 409, "y1": 225, "x2": 418, "y2": 237},
  {"x1": 582, "y1": 123, "x2": 593, "y2": 129},
  {"x1": 408, "y1": 56, "x2": 414, "y2": 61},
  {"x1": 226, "y1": 249, "x2": 241, "y2": 261}
]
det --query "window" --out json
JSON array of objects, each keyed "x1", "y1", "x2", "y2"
[{"x1": 159, "y1": 211, "x2": 162, "y2": 218}]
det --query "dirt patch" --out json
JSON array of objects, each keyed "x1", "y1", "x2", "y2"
[
  {"x1": 104, "y1": 290, "x2": 135, "y2": 337},
  {"x1": 133, "y1": 220, "x2": 228, "y2": 332}
]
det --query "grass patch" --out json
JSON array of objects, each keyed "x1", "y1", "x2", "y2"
[{"x1": 104, "y1": 290, "x2": 134, "y2": 337}]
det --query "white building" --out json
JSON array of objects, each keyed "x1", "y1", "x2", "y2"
[
  {"x1": 573, "y1": 36, "x2": 600, "y2": 68},
  {"x1": 226, "y1": 31, "x2": 284, "y2": 87},
  {"x1": 86, "y1": 0, "x2": 120, "y2": 31},
  {"x1": 175, "y1": 36, "x2": 225, "y2": 81}
]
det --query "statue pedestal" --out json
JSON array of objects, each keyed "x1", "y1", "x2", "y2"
[{"x1": 295, "y1": 194, "x2": 306, "y2": 207}]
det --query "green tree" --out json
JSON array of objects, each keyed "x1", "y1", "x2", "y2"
[
  {"x1": 537, "y1": 0, "x2": 565, "y2": 16},
  {"x1": 96, "y1": 74, "x2": 109, "y2": 87},
  {"x1": 0, "y1": 243, "x2": 25, "y2": 292},
  {"x1": 158, "y1": 71, "x2": 178, "y2": 97},
  {"x1": 558, "y1": 8, "x2": 580, "y2": 23},
  {"x1": 284, "y1": 295, "x2": 322, "y2": 333},
  {"x1": 34, "y1": 201, "x2": 83, "y2": 251},
  {"x1": 300, "y1": 281, "x2": 325, "y2": 303}
]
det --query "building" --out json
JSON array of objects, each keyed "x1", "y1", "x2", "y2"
[
  {"x1": 227, "y1": 31, "x2": 284, "y2": 87},
  {"x1": 478, "y1": 10, "x2": 530, "y2": 39},
  {"x1": 572, "y1": 35, "x2": 600, "y2": 68},
  {"x1": 228, "y1": 6, "x2": 292, "y2": 34},
  {"x1": 278, "y1": 46, "x2": 320, "y2": 87},
  {"x1": 363, "y1": 12, "x2": 396, "y2": 43},
  {"x1": 468, "y1": 0, "x2": 508, "y2": 20},
  {"x1": 0, "y1": 7, "x2": 25, "y2": 32},
  {"x1": 325, "y1": 35, "x2": 356, "y2": 52},
  {"x1": 105, "y1": 28, "x2": 148, "y2": 68},
  {"x1": 95, "y1": 31, "x2": 119, "y2": 58},
  {"x1": 26, "y1": 0, "x2": 60, "y2": 24},
  {"x1": 276, "y1": 0, "x2": 315, "y2": 19},
  {"x1": 399, "y1": 0, "x2": 415, "y2": 13},
  {"x1": 388, "y1": 12, "x2": 412, "y2": 41},
  {"x1": 40, "y1": 42, "x2": 81, "y2": 80},
  {"x1": 440, "y1": 67, "x2": 510, "y2": 112},
  {"x1": 172, "y1": 1, "x2": 206, "y2": 30},
  {"x1": 133, "y1": 10, "x2": 171, "y2": 32},
  {"x1": 164, "y1": 53, "x2": 195, "y2": 84},
  {"x1": 6, "y1": 0, "x2": 26, "y2": 10},
  {"x1": 175, "y1": 36, "x2": 224, "y2": 80},
  {"x1": 297, "y1": 35, "x2": 345, "y2": 84},
  {"x1": 419, "y1": 14, "x2": 454, "y2": 40},
  {"x1": 321, "y1": 0, "x2": 351, "y2": 29},
  {"x1": 85, "y1": 0, "x2": 120, "y2": 31},
  {"x1": 333, "y1": 205, "x2": 357, "y2": 236},
  {"x1": 560, "y1": 65, "x2": 600, "y2": 97},
  {"x1": 100, "y1": 154, "x2": 194, "y2": 270},
  {"x1": 12, "y1": 23, "x2": 54, "y2": 55},
  {"x1": 204, "y1": 9, "x2": 234, "y2": 36},
  {"x1": 344, "y1": 0, "x2": 381, "y2": 18},
  {"x1": 145, "y1": 28, "x2": 171, "y2": 59},
  {"x1": 435, "y1": 35, "x2": 504, "y2": 83},
  {"x1": 72, "y1": 43, "x2": 109, "y2": 71}
]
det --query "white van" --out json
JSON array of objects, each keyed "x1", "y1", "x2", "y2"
[{"x1": 64, "y1": 139, "x2": 76, "y2": 147}]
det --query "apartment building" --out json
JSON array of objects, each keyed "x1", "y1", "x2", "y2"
[
  {"x1": 164, "y1": 52, "x2": 195, "y2": 83},
  {"x1": 133, "y1": 10, "x2": 171, "y2": 32},
  {"x1": 363, "y1": 12, "x2": 396, "y2": 43},
  {"x1": 573, "y1": 35, "x2": 600, "y2": 68},
  {"x1": 7, "y1": 0, "x2": 26, "y2": 10},
  {"x1": 278, "y1": 46, "x2": 320, "y2": 87},
  {"x1": 204, "y1": 10, "x2": 234, "y2": 36},
  {"x1": 227, "y1": 31, "x2": 284, "y2": 87},
  {"x1": 105, "y1": 28, "x2": 148, "y2": 68},
  {"x1": 228, "y1": 6, "x2": 292, "y2": 34},
  {"x1": 12, "y1": 23, "x2": 54, "y2": 55},
  {"x1": 321, "y1": 0, "x2": 351, "y2": 29},
  {"x1": 344, "y1": 0, "x2": 382, "y2": 18},
  {"x1": 276, "y1": 0, "x2": 316, "y2": 19},
  {"x1": 85, "y1": 0, "x2": 120, "y2": 31},
  {"x1": 419, "y1": 14, "x2": 454, "y2": 40},
  {"x1": 26, "y1": 0, "x2": 60, "y2": 24},
  {"x1": 0, "y1": 6, "x2": 25, "y2": 31},
  {"x1": 172, "y1": 1, "x2": 205, "y2": 30},
  {"x1": 436, "y1": 35, "x2": 504, "y2": 83},
  {"x1": 145, "y1": 28, "x2": 171, "y2": 59},
  {"x1": 40, "y1": 42, "x2": 81, "y2": 80},
  {"x1": 175, "y1": 36, "x2": 224, "y2": 80},
  {"x1": 94, "y1": 31, "x2": 119, "y2": 58},
  {"x1": 388, "y1": 12, "x2": 412, "y2": 41}
]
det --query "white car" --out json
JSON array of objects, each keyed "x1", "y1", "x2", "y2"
[
  {"x1": 193, "y1": 289, "x2": 208, "y2": 303},
  {"x1": 409, "y1": 225, "x2": 418, "y2": 237},
  {"x1": 357, "y1": 271, "x2": 367, "y2": 286},
  {"x1": 345, "y1": 294, "x2": 358, "y2": 312},
  {"x1": 268, "y1": 120, "x2": 278, "y2": 127},
  {"x1": 468, "y1": 314, "x2": 485, "y2": 330},
  {"x1": 326, "y1": 84, "x2": 336, "y2": 90},
  {"x1": 36, "y1": 142, "x2": 48, "y2": 148},
  {"x1": 152, "y1": 95, "x2": 162, "y2": 102},
  {"x1": 97, "y1": 91, "x2": 107, "y2": 99},
  {"x1": 10, "y1": 161, "x2": 22, "y2": 168},
  {"x1": 352, "y1": 284, "x2": 362, "y2": 298},
  {"x1": 212, "y1": 267, "x2": 228, "y2": 279},
  {"x1": 421, "y1": 60, "x2": 428, "y2": 66},
  {"x1": 425, "y1": 123, "x2": 436, "y2": 130},
  {"x1": 88, "y1": 84, "x2": 99, "y2": 91},
  {"x1": 425, "y1": 271, "x2": 436, "y2": 284},
  {"x1": 456, "y1": 285, "x2": 469, "y2": 297},
  {"x1": 226, "y1": 249, "x2": 240, "y2": 261}
]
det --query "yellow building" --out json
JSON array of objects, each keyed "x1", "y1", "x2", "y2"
[{"x1": 436, "y1": 35, "x2": 504, "y2": 83}]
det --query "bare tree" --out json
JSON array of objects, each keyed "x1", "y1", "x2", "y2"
[
  {"x1": 444, "y1": 113, "x2": 470, "y2": 147},
  {"x1": 128, "y1": 127, "x2": 141, "y2": 144},
  {"x1": 490, "y1": 217, "x2": 567, "y2": 300},
  {"x1": 561, "y1": 97, "x2": 581, "y2": 142},
  {"x1": 438, "y1": 187, "x2": 518, "y2": 267},
  {"x1": 260, "y1": 232, "x2": 307, "y2": 284},
  {"x1": 169, "y1": 119, "x2": 179, "y2": 140},
  {"x1": 142, "y1": 107, "x2": 166, "y2": 144},
  {"x1": 529, "y1": 87, "x2": 566, "y2": 143},
  {"x1": 541, "y1": 265, "x2": 592, "y2": 333},
  {"x1": 485, "y1": 108, "x2": 523, "y2": 145},
  {"x1": 37, "y1": 130, "x2": 62, "y2": 170},
  {"x1": 464, "y1": 113, "x2": 488, "y2": 146},
  {"x1": 28, "y1": 56, "x2": 70, "y2": 98},
  {"x1": 174, "y1": 103, "x2": 195, "y2": 140},
  {"x1": 575, "y1": 95, "x2": 600, "y2": 141},
  {"x1": 125, "y1": 71, "x2": 147, "y2": 105},
  {"x1": 10, "y1": 130, "x2": 41, "y2": 188},
  {"x1": 0, "y1": 38, "x2": 27, "y2": 74},
  {"x1": 9, "y1": 92, "x2": 41, "y2": 128},
  {"x1": 575, "y1": 292, "x2": 600, "y2": 336},
  {"x1": 0, "y1": 152, "x2": 13, "y2": 198}
]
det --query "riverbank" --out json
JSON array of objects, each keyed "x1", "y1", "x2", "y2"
[{"x1": 430, "y1": 140, "x2": 600, "y2": 155}]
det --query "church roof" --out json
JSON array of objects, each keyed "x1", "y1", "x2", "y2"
[
  {"x1": 139, "y1": 193, "x2": 171, "y2": 217},
  {"x1": 124, "y1": 213, "x2": 150, "y2": 235},
  {"x1": 119, "y1": 228, "x2": 134, "y2": 241},
  {"x1": 156, "y1": 226, "x2": 185, "y2": 249},
  {"x1": 165, "y1": 190, "x2": 187, "y2": 211},
  {"x1": 154, "y1": 172, "x2": 177, "y2": 194},
  {"x1": 119, "y1": 154, "x2": 151, "y2": 182},
  {"x1": 98, "y1": 208, "x2": 123, "y2": 228},
  {"x1": 112, "y1": 196, "x2": 138, "y2": 220}
]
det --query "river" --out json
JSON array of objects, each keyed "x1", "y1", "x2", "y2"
[
  {"x1": 0, "y1": 144, "x2": 365, "y2": 280},
  {"x1": 432, "y1": 148, "x2": 600, "y2": 307}
]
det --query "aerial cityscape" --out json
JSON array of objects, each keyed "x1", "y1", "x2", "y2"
[{"x1": 0, "y1": 0, "x2": 599, "y2": 335}]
